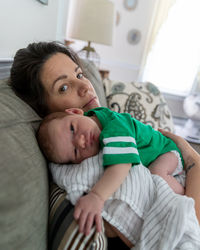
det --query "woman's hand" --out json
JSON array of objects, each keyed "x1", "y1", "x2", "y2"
[
  {"x1": 159, "y1": 128, "x2": 200, "y2": 223},
  {"x1": 158, "y1": 128, "x2": 200, "y2": 166},
  {"x1": 74, "y1": 191, "x2": 104, "y2": 235}
]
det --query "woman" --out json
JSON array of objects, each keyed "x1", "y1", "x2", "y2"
[{"x1": 10, "y1": 41, "x2": 200, "y2": 247}]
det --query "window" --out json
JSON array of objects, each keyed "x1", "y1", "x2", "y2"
[{"x1": 142, "y1": 0, "x2": 200, "y2": 96}]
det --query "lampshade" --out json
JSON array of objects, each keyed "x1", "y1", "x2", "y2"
[
  {"x1": 67, "y1": 0, "x2": 114, "y2": 66},
  {"x1": 67, "y1": 0, "x2": 115, "y2": 46}
]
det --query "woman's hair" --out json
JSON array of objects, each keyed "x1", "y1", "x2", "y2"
[{"x1": 9, "y1": 41, "x2": 81, "y2": 117}]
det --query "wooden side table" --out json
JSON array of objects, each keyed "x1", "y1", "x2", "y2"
[
  {"x1": 174, "y1": 123, "x2": 200, "y2": 154},
  {"x1": 189, "y1": 142, "x2": 200, "y2": 154},
  {"x1": 64, "y1": 40, "x2": 75, "y2": 46},
  {"x1": 99, "y1": 69, "x2": 110, "y2": 80}
]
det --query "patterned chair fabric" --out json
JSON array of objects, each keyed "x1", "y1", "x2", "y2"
[{"x1": 103, "y1": 79, "x2": 174, "y2": 132}]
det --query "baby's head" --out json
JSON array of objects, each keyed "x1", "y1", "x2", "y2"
[{"x1": 37, "y1": 108, "x2": 101, "y2": 164}]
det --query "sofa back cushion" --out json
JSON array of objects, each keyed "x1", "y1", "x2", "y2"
[
  {"x1": 81, "y1": 59, "x2": 107, "y2": 107},
  {"x1": 0, "y1": 79, "x2": 49, "y2": 250}
]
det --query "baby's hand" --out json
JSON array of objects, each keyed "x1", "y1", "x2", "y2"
[{"x1": 74, "y1": 191, "x2": 104, "y2": 235}]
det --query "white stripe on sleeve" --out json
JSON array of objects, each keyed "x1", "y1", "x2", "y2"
[
  {"x1": 103, "y1": 147, "x2": 138, "y2": 155},
  {"x1": 103, "y1": 136, "x2": 136, "y2": 145}
]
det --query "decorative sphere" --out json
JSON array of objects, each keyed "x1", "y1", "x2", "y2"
[{"x1": 183, "y1": 94, "x2": 200, "y2": 119}]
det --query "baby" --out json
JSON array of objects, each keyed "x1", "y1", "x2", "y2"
[{"x1": 37, "y1": 107, "x2": 184, "y2": 237}]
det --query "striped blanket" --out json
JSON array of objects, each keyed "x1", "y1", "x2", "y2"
[{"x1": 50, "y1": 152, "x2": 200, "y2": 249}]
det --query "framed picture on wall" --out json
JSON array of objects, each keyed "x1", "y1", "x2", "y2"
[
  {"x1": 127, "y1": 29, "x2": 141, "y2": 45},
  {"x1": 37, "y1": 0, "x2": 48, "y2": 5},
  {"x1": 124, "y1": 0, "x2": 138, "y2": 11}
]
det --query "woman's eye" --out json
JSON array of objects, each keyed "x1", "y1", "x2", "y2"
[
  {"x1": 77, "y1": 73, "x2": 83, "y2": 79},
  {"x1": 70, "y1": 124, "x2": 74, "y2": 133},
  {"x1": 59, "y1": 85, "x2": 68, "y2": 93}
]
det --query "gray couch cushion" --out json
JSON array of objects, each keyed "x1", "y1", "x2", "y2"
[
  {"x1": 81, "y1": 59, "x2": 107, "y2": 107},
  {"x1": 0, "y1": 79, "x2": 49, "y2": 250}
]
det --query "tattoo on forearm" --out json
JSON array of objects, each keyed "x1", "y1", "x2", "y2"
[{"x1": 185, "y1": 163, "x2": 195, "y2": 174}]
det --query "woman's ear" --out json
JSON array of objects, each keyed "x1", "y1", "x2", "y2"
[{"x1": 65, "y1": 108, "x2": 84, "y2": 115}]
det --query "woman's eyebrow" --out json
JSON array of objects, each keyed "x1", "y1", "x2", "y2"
[
  {"x1": 52, "y1": 75, "x2": 67, "y2": 89},
  {"x1": 52, "y1": 66, "x2": 80, "y2": 89}
]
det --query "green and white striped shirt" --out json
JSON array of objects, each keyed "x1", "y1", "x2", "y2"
[{"x1": 85, "y1": 107, "x2": 183, "y2": 168}]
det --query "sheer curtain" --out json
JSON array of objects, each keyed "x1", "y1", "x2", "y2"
[
  {"x1": 140, "y1": 0, "x2": 200, "y2": 95},
  {"x1": 142, "y1": 0, "x2": 176, "y2": 63}
]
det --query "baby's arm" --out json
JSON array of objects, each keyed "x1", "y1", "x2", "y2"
[
  {"x1": 74, "y1": 163, "x2": 131, "y2": 235},
  {"x1": 148, "y1": 152, "x2": 184, "y2": 194}
]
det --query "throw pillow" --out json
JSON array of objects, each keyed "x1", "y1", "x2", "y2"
[
  {"x1": 103, "y1": 79, "x2": 174, "y2": 131},
  {"x1": 49, "y1": 183, "x2": 107, "y2": 250}
]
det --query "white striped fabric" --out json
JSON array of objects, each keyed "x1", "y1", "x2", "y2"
[
  {"x1": 50, "y1": 151, "x2": 200, "y2": 249},
  {"x1": 133, "y1": 175, "x2": 200, "y2": 250},
  {"x1": 103, "y1": 147, "x2": 138, "y2": 155},
  {"x1": 103, "y1": 136, "x2": 136, "y2": 145}
]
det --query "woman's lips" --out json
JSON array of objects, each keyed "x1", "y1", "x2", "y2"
[{"x1": 82, "y1": 97, "x2": 97, "y2": 109}]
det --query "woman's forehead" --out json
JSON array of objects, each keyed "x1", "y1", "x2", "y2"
[{"x1": 44, "y1": 53, "x2": 77, "y2": 73}]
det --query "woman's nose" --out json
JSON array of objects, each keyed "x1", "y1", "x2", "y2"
[{"x1": 77, "y1": 81, "x2": 89, "y2": 97}]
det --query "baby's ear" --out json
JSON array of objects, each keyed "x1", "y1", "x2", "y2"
[{"x1": 65, "y1": 108, "x2": 84, "y2": 115}]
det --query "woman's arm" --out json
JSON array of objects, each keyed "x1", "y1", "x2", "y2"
[
  {"x1": 159, "y1": 128, "x2": 200, "y2": 223},
  {"x1": 74, "y1": 163, "x2": 131, "y2": 235}
]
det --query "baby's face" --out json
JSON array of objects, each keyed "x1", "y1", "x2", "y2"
[{"x1": 48, "y1": 113, "x2": 101, "y2": 164}]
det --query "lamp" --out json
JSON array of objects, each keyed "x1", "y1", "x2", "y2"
[
  {"x1": 67, "y1": 0, "x2": 115, "y2": 67},
  {"x1": 182, "y1": 69, "x2": 200, "y2": 143}
]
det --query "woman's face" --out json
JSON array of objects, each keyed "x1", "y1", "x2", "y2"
[{"x1": 40, "y1": 52, "x2": 100, "y2": 113}]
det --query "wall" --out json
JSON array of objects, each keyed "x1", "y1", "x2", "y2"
[
  {"x1": 0, "y1": 0, "x2": 156, "y2": 84},
  {"x1": 0, "y1": 0, "x2": 70, "y2": 58},
  {"x1": 97, "y1": 0, "x2": 157, "y2": 83},
  {"x1": 66, "y1": 0, "x2": 157, "y2": 83},
  {"x1": 0, "y1": 0, "x2": 156, "y2": 83}
]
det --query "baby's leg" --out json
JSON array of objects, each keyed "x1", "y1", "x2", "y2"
[{"x1": 148, "y1": 152, "x2": 184, "y2": 195}]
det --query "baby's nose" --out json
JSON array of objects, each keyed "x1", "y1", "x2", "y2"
[{"x1": 77, "y1": 134, "x2": 86, "y2": 149}]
